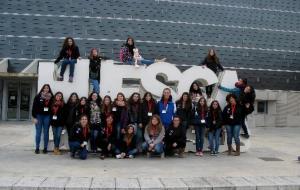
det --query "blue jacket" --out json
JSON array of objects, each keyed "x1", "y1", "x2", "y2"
[
  {"x1": 219, "y1": 85, "x2": 241, "y2": 97},
  {"x1": 157, "y1": 99, "x2": 175, "y2": 129}
]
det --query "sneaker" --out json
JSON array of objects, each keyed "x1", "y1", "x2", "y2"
[
  {"x1": 69, "y1": 77, "x2": 73, "y2": 83},
  {"x1": 43, "y1": 149, "x2": 48, "y2": 154},
  {"x1": 35, "y1": 149, "x2": 40, "y2": 154},
  {"x1": 210, "y1": 151, "x2": 214, "y2": 156},
  {"x1": 71, "y1": 152, "x2": 75, "y2": 158},
  {"x1": 128, "y1": 155, "x2": 134, "y2": 159},
  {"x1": 160, "y1": 152, "x2": 165, "y2": 159},
  {"x1": 195, "y1": 151, "x2": 203, "y2": 156},
  {"x1": 99, "y1": 155, "x2": 105, "y2": 160},
  {"x1": 57, "y1": 76, "x2": 63, "y2": 81},
  {"x1": 116, "y1": 154, "x2": 122, "y2": 159},
  {"x1": 146, "y1": 152, "x2": 151, "y2": 158}
]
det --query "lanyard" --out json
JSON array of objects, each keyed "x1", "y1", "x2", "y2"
[
  {"x1": 83, "y1": 127, "x2": 88, "y2": 138},
  {"x1": 44, "y1": 99, "x2": 50, "y2": 107},
  {"x1": 163, "y1": 101, "x2": 169, "y2": 111},
  {"x1": 52, "y1": 105, "x2": 60, "y2": 115}
]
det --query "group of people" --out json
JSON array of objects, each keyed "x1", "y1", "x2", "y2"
[{"x1": 31, "y1": 36, "x2": 256, "y2": 160}]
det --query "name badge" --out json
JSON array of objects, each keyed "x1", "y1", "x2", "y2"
[
  {"x1": 201, "y1": 119, "x2": 205, "y2": 124},
  {"x1": 191, "y1": 130, "x2": 195, "y2": 134},
  {"x1": 230, "y1": 115, "x2": 234, "y2": 119},
  {"x1": 83, "y1": 141, "x2": 87, "y2": 146},
  {"x1": 112, "y1": 107, "x2": 117, "y2": 112},
  {"x1": 162, "y1": 110, "x2": 167, "y2": 114},
  {"x1": 44, "y1": 107, "x2": 49, "y2": 112},
  {"x1": 147, "y1": 112, "x2": 153, "y2": 116},
  {"x1": 213, "y1": 121, "x2": 216, "y2": 125},
  {"x1": 52, "y1": 115, "x2": 57, "y2": 120}
]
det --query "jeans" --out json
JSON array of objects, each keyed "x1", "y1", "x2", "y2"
[
  {"x1": 208, "y1": 128, "x2": 222, "y2": 152},
  {"x1": 52, "y1": 126, "x2": 63, "y2": 148},
  {"x1": 69, "y1": 141, "x2": 88, "y2": 160},
  {"x1": 60, "y1": 59, "x2": 77, "y2": 77},
  {"x1": 134, "y1": 124, "x2": 144, "y2": 150},
  {"x1": 116, "y1": 122, "x2": 122, "y2": 141},
  {"x1": 90, "y1": 79, "x2": 100, "y2": 94},
  {"x1": 226, "y1": 125, "x2": 241, "y2": 146},
  {"x1": 241, "y1": 117, "x2": 249, "y2": 135},
  {"x1": 115, "y1": 148, "x2": 138, "y2": 156},
  {"x1": 35, "y1": 114, "x2": 51, "y2": 150},
  {"x1": 127, "y1": 59, "x2": 154, "y2": 66},
  {"x1": 195, "y1": 125, "x2": 205, "y2": 151},
  {"x1": 142, "y1": 142, "x2": 164, "y2": 154},
  {"x1": 90, "y1": 129, "x2": 99, "y2": 151}
]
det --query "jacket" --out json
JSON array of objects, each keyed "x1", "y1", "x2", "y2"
[
  {"x1": 144, "y1": 125, "x2": 165, "y2": 145},
  {"x1": 157, "y1": 99, "x2": 175, "y2": 128},
  {"x1": 207, "y1": 110, "x2": 223, "y2": 131},
  {"x1": 222, "y1": 104, "x2": 243, "y2": 126},
  {"x1": 50, "y1": 102, "x2": 65, "y2": 127},
  {"x1": 141, "y1": 100, "x2": 157, "y2": 127},
  {"x1": 69, "y1": 124, "x2": 90, "y2": 144},
  {"x1": 128, "y1": 103, "x2": 142, "y2": 124},
  {"x1": 201, "y1": 57, "x2": 224, "y2": 73},
  {"x1": 32, "y1": 94, "x2": 52, "y2": 118},
  {"x1": 165, "y1": 125, "x2": 186, "y2": 147},
  {"x1": 191, "y1": 104, "x2": 208, "y2": 126},
  {"x1": 175, "y1": 102, "x2": 192, "y2": 125},
  {"x1": 116, "y1": 135, "x2": 137, "y2": 153},
  {"x1": 54, "y1": 46, "x2": 80, "y2": 63}
]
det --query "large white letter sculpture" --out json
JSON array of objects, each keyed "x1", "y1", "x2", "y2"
[{"x1": 100, "y1": 60, "x2": 219, "y2": 100}]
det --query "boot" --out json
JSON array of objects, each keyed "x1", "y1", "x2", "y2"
[
  {"x1": 178, "y1": 148, "x2": 185, "y2": 158},
  {"x1": 227, "y1": 145, "x2": 232, "y2": 155},
  {"x1": 56, "y1": 148, "x2": 61, "y2": 155},
  {"x1": 53, "y1": 148, "x2": 58, "y2": 155},
  {"x1": 234, "y1": 144, "x2": 240, "y2": 156}
]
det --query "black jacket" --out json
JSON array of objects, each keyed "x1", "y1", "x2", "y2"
[
  {"x1": 201, "y1": 57, "x2": 224, "y2": 73},
  {"x1": 222, "y1": 104, "x2": 244, "y2": 126},
  {"x1": 64, "y1": 102, "x2": 77, "y2": 127},
  {"x1": 69, "y1": 124, "x2": 90, "y2": 144},
  {"x1": 54, "y1": 46, "x2": 80, "y2": 63},
  {"x1": 32, "y1": 94, "x2": 52, "y2": 118},
  {"x1": 116, "y1": 135, "x2": 137, "y2": 153},
  {"x1": 175, "y1": 102, "x2": 192, "y2": 125},
  {"x1": 50, "y1": 103, "x2": 65, "y2": 127},
  {"x1": 141, "y1": 100, "x2": 157, "y2": 127},
  {"x1": 191, "y1": 104, "x2": 208, "y2": 126},
  {"x1": 75, "y1": 104, "x2": 90, "y2": 122},
  {"x1": 99, "y1": 123, "x2": 117, "y2": 145},
  {"x1": 128, "y1": 103, "x2": 142, "y2": 124},
  {"x1": 165, "y1": 125, "x2": 186, "y2": 147},
  {"x1": 207, "y1": 110, "x2": 223, "y2": 131}
]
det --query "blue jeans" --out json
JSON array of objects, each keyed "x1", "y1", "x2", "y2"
[
  {"x1": 127, "y1": 59, "x2": 154, "y2": 66},
  {"x1": 90, "y1": 129, "x2": 99, "y2": 151},
  {"x1": 69, "y1": 141, "x2": 88, "y2": 160},
  {"x1": 60, "y1": 59, "x2": 77, "y2": 77},
  {"x1": 116, "y1": 122, "x2": 122, "y2": 141},
  {"x1": 195, "y1": 125, "x2": 205, "y2": 151},
  {"x1": 134, "y1": 124, "x2": 144, "y2": 150},
  {"x1": 115, "y1": 148, "x2": 138, "y2": 156},
  {"x1": 208, "y1": 128, "x2": 222, "y2": 152},
  {"x1": 90, "y1": 79, "x2": 100, "y2": 94},
  {"x1": 35, "y1": 114, "x2": 51, "y2": 150},
  {"x1": 226, "y1": 125, "x2": 241, "y2": 146},
  {"x1": 52, "y1": 126, "x2": 63, "y2": 148},
  {"x1": 142, "y1": 142, "x2": 164, "y2": 154}
]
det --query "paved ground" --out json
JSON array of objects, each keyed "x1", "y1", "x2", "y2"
[{"x1": 0, "y1": 121, "x2": 299, "y2": 178}]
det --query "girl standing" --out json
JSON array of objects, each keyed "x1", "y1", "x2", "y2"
[
  {"x1": 75, "y1": 97, "x2": 90, "y2": 122},
  {"x1": 223, "y1": 94, "x2": 243, "y2": 156},
  {"x1": 32, "y1": 84, "x2": 53, "y2": 154},
  {"x1": 191, "y1": 97, "x2": 208, "y2": 156},
  {"x1": 157, "y1": 88, "x2": 176, "y2": 129},
  {"x1": 207, "y1": 100, "x2": 223, "y2": 155},
  {"x1": 50, "y1": 92, "x2": 65, "y2": 155},
  {"x1": 88, "y1": 92, "x2": 102, "y2": 153},
  {"x1": 176, "y1": 92, "x2": 192, "y2": 130},
  {"x1": 112, "y1": 93, "x2": 129, "y2": 141},
  {"x1": 64, "y1": 93, "x2": 79, "y2": 141}
]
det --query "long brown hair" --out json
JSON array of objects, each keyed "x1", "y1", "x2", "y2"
[
  {"x1": 101, "y1": 95, "x2": 112, "y2": 113},
  {"x1": 88, "y1": 48, "x2": 99, "y2": 59},
  {"x1": 124, "y1": 124, "x2": 135, "y2": 145},
  {"x1": 146, "y1": 114, "x2": 163, "y2": 133},
  {"x1": 206, "y1": 48, "x2": 219, "y2": 64},
  {"x1": 113, "y1": 92, "x2": 128, "y2": 107},
  {"x1": 176, "y1": 92, "x2": 192, "y2": 110},
  {"x1": 62, "y1": 37, "x2": 76, "y2": 49},
  {"x1": 197, "y1": 97, "x2": 208, "y2": 113}
]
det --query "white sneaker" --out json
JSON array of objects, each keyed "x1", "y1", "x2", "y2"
[
  {"x1": 128, "y1": 155, "x2": 134, "y2": 159},
  {"x1": 116, "y1": 154, "x2": 122, "y2": 159}
]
